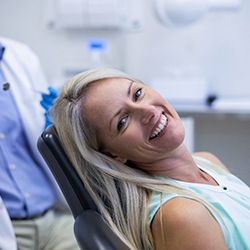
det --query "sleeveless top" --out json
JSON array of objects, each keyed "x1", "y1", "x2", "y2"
[{"x1": 148, "y1": 156, "x2": 250, "y2": 249}]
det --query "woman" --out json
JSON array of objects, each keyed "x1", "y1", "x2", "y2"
[{"x1": 51, "y1": 68, "x2": 250, "y2": 250}]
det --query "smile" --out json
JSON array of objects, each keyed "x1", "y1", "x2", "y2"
[{"x1": 150, "y1": 113, "x2": 168, "y2": 139}]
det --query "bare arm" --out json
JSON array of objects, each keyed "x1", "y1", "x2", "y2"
[
  {"x1": 192, "y1": 151, "x2": 230, "y2": 172},
  {"x1": 151, "y1": 197, "x2": 227, "y2": 250}
]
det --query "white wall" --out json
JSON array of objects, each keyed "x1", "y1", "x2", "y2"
[
  {"x1": 0, "y1": 0, "x2": 250, "y2": 184},
  {"x1": 1, "y1": 0, "x2": 250, "y2": 97}
]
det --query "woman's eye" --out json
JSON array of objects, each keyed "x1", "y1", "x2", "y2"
[
  {"x1": 134, "y1": 88, "x2": 142, "y2": 101},
  {"x1": 117, "y1": 117, "x2": 126, "y2": 131}
]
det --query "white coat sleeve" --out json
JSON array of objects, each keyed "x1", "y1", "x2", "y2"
[{"x1": 0, "y1": 197, "x2": 17, "y2": 250}]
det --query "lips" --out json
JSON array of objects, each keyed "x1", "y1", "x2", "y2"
[{"x1": 150, "y1": 113, "x2": 168, "y2": 139}]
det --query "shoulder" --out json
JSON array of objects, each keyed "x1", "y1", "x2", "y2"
[
  {"x1": 1, "y1": 37, "x2": 31, "y2": 52},
  {"x1": 151, "y1": 197, "x2": 227, "y2": 250},
  {"x1": 192, "y1": 151, "x2": 230, "y2": 172},
  {"x1": 1, "y1": 37, "x2": 38, "y2": 62}
]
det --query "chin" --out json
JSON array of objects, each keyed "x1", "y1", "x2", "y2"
[{"x1": 173, "y1": 127, "x2": 186, "y2": 147}]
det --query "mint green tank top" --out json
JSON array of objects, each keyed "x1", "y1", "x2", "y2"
[{"x1": 148, "y1": 156, "x2": 250, "y2": 249}]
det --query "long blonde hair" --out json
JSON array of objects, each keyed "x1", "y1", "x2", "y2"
[{"x1": 51, "y1": 68, "x2": 223, "y2": 250}]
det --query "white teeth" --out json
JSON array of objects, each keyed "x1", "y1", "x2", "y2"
[{"x1": 150, "y1": 114, "x2": 167, "y2": 139}]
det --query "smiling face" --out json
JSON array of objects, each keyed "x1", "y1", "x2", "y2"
[{"x1": 83, "y1": 77, "x2": 185, "y2": 173}]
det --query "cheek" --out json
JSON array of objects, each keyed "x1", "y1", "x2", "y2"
[
  {"x1": 117, "y1": 130, "x2": 143, "y2": 149},
  {"x1": 110, "y1": 129, "x2": 144, "y2": 155}
]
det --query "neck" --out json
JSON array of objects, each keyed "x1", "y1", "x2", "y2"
[{"x1": 143, "y1": 144, "x2": 218, "y2": 186}]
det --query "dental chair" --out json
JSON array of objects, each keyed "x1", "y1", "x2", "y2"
[{"x1": 37, "y1": 125, "x2": 130, "y2": 250}]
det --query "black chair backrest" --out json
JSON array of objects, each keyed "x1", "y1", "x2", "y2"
[
  {"x1": 37, "y1": 125, "x2": 130, "y2": 250},
  {"x1": 37, "y1": 125, "x2": 97, "y2": 218}
]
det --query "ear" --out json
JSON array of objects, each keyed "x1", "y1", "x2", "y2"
[
  {"x1": 100, "y1": 150, "x2": 127, "y2": 164},
  {"x1": 113, "y1": 156, "x2": 127, "y2": 164},
  {"x1": 103, "y1": 150, "x2": 127, "y2": 164}
]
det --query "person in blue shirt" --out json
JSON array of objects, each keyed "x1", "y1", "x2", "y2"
[
  {"x1": 0, "y1": 37, "x2": 79, "y2": 250},
  {"x1": 51, "y1": 68, "x2": 250, "y2": 250}
]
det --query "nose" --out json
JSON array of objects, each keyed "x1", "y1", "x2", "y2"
[{"x1": 134, "y1": 104, "x2": 156, "y2": 125}]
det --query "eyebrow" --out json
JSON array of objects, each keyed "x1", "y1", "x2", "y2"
[
  {"x1": 109, "y1": 81, "x2": 134, "y2": 132},
  {"x1": 128, "y1": 80, "x2": 134, "y2": 96}
]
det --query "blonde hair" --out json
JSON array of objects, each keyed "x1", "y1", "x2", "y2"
[{"x1": 51, "y1": 68, "x2": 223, "y2": 250}]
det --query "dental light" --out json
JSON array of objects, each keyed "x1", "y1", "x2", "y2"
[{"x1": 154, "y1": 0, "x2": 241, "y2": 27}]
